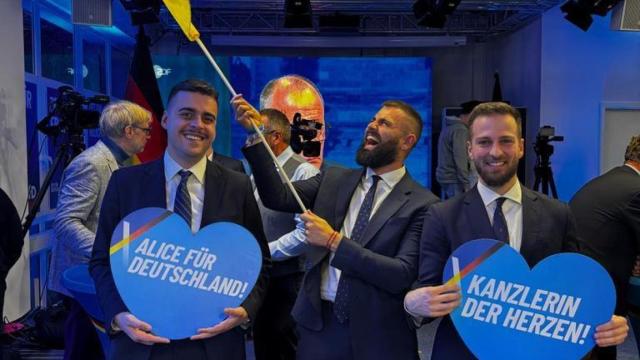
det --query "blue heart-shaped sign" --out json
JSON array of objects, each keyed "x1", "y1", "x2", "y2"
[
  {"x1": 443, "y1": 239, "x2": 615, "y2": 360},
  {"x1": 109, "y1": 207, "x2": 262, "y2": 339}
]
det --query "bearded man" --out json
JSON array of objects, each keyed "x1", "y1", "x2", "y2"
[{"x1": 232, "y1": 96, "x2": 439, "y2": 360}]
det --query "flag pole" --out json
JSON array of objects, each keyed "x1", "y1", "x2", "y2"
[{"x1": 194, "y1": 38, "x2": 308, "y2": 213}]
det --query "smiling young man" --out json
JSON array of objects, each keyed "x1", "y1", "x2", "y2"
[
  {"x1": 233, "y1": 95, "x2": 439, "y2": 360},
  {"x1": 404, "y1": 102, "x2": 628, "y2": 359},
  {"x1": 90, "y1": 79, "x2": 271, "y2": 360}
]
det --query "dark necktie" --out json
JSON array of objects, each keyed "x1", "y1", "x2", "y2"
[
  {"x1": 333, "y1": 175, "x2": 381, "y2": 323},
  {"x1": 174, "y1": 170, "x2": 192, "y2": 228},
  {"x1": 492, "y1": 197, "x2": 509, "y2": 244}
]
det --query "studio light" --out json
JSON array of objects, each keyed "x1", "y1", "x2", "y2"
[
  {"x1": 284, "y1": 0, "x2": 313, "y2": 28},
  {"x1": 413, "y1": 0, "x2": 461, "y2": 28},
  {"x1": 560, "y1": 0, "x2": 623, "y2": 31}
]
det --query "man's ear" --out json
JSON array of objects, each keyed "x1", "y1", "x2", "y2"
[
  {"x1": 402, "y1": 133, "x2": 417, "y2": 151},
  {"x1": 161, "y1": 112, "x2": 168, "y2": 129}
]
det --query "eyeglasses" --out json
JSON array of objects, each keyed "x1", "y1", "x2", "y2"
[{"x1": 131, "y1": 125, "x2": 152, "y2": 135}]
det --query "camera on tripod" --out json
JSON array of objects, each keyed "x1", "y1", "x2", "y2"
[
  {"x1": 290, "y1": 112, "x2": 323, "y2": 157},
  {"x1": 37, "y1": 86, "x2": 110, "y2": 137},
  {"x1": 533, "y1": 125, "x2": 564, "y2": 199}
]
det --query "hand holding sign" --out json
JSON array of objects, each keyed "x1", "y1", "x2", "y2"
[
  {"x1": 109, "y1": 207, "x2": 262, "y2": 339},
  {"x1": 442, "y1": 239, "x2": 617, "y2": 360}
]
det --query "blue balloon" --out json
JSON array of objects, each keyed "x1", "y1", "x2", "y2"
[
  {"x1": 443, "y1": 239, "x2": 615, "y2": 360},
  {"x1": 110, "y1": 207, "x2": 262, "y2": 339}
]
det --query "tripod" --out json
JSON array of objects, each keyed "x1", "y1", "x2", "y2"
[
  {"x1": 533, "y1": 141, "x2": 558, "y2": 199},
  {"x1": 21, "y1": 133, "x2": 86, "y2": 238}
]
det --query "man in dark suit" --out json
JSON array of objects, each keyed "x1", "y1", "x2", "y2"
[
  {"x1": 0, "y1": 187, "x2": 22, "y2": 332},
  {"x1": 89, "y1": 79, "x2": 271, "y2": 360},
  {"x1": 404, "y1": 102, "x2": 628, "y2": 359},
  {"x1": 570, "y1": 135, "x2": 640, "y2": 359},
  {"x1": 233, "y1": 95, "x2": 439, "y2": 360}
]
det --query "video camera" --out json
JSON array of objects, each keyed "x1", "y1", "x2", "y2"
[
  {"x1": 290, "y1": 112, "x2": 323, "y2": 157},
  {"x1": 534, "y1": 125, "x2": 564, "y2": 161},
  {"x1": 37, "y1": 86, "x2": 110, "y2": 137}
]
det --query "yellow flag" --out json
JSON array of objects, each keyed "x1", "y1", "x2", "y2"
[{"x1": 162, "y1": 0, "x2": 200, "y2": 41}]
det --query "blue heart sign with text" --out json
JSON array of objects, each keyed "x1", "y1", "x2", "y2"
[
  {"x1": 443, "y1": 239, "x2": 615, "y2": 360},
  {"x1": 109, "y1": 207, "x2": 262, "y2": 339}
]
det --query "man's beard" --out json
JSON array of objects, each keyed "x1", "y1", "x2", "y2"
[
  {"x1": 356, "y1": 138, "x2": 399, "y2": 169},
  {"x1": 474, "y1": 157, "x2": 518, "y2": 188}
]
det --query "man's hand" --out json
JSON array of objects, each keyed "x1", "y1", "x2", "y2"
[
  {"x1": 404, "y1": 283, "x2": 462, "y2": 318},
  {"x1": 230, "y1": 94, "x2": 261, "y2": 133},
  {"x1": 190, "y1": 307, "x2": 249, "y2": 340},
  {"x1": 300, "y1": 210, "x2": 341, "y2": 250},
  {"x1": 594, "y1": 315, "x2": 629, "y2": 347},
  {"x1": 114, "y1": 312, "x2": 170, "y2": 345}
]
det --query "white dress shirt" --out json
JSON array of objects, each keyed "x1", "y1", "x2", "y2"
[
  {"x1": 257, "y1": 146, "x2": 319, "y2": 259},
  {"x1": 321, "y1": 166, "x2": 406, "y2": 301},
  {"x1": 476, "y1": 179, "x2": 523, "y2": 251},
  {"x1": 164, "y1": 151, "x2": 208, "y2": 233}
]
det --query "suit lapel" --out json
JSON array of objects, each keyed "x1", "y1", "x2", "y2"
[
  {"x1": 143, "y1": 159, "x2": 167, "y2": 208},
  {"x1": 359, "y1": 174, "x2": 411, "y2": 247},
  {"x1": 520, "y1": 187, "x2": 540, "y2": 263},
  {"x1": 201, "y1": 160, "x2": 225, "y2": 227},
  {"x1": 333, "y1": 169, "x2": 363, "y2": 230},
  {"x1": 464, "y1": 187, "x2": 495, "y2": 239}
]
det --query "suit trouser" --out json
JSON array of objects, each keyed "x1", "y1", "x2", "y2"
[
  {"x1": 296, "y1": 301, "x2": 353, "y2": 360},
  {"x1": 253, "y1": 272, "x2": 302, "y2": 360}
]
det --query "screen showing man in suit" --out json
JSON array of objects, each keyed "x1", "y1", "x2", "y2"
[
  {"x1": 89, "y1": 79, "x2": 270, "y2": 360},
  {"x1": 404, "y1": 102, "x2": 629, "y2": 359},
  {"x1": 49, "y1": 100, "x2": 151, "y2": 359},
  {"x1": 570, "y1": 135, "x2": 640, "y2": 359},
  {"x1": 233, "y1": 95, "x2": 439, "y2": 360},
  {"x1": 259, "y1": 75, "x2": 325, "y2": 169}
]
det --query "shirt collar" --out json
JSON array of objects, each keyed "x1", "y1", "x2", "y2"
[
  {"x1": 364, "y1": 166, "x2": 406, "y2": 189},
  {"x1": 164, "y1": 151, "x2": 207, "y2": 185},
  {"x1": 477, "y1": 179, "x2": 522, "y2": 207},
  {"x1": 101, "y1": 136, "x2": 130, "y2": 166},
  {"x1": 276, "y1": 146, "x2": 294, "y2": 166},
  {"x1": 625, "y1": 163, "x2": 640, "y2": 176}
]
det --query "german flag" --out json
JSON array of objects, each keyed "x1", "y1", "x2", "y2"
[{"x1": 125, "y1": 26, "x2": 166, "y2": 163}]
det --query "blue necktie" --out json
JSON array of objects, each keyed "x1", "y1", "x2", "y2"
[
  {"x1": 333, "y1": 175, "x2": 381, "y2": 323},
  {"x1": 174, "y1": 170, "x2": 192, "y2": 228},
  {"x1": 492, "y1": 197, "x2": 509, "y2": 244}
]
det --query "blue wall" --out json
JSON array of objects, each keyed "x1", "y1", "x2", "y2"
[{"x1": 539, "y1": 6, "x2": 640, "y2": 200}]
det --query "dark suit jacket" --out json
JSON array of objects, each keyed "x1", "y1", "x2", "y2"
[
  {"x1": 419, "y1": 186, "x2": 579, "y2": 360},
  {"x1": 244, "y1": 144, "x2": 439, "y2": 360},
  {"x1": 570, "y1": 165, "x2": 640, "y2": 315},
  {"x1": 89, "y1": 158, "x2": 270, "y2": 360},
  {"x1": 212, "y1": 152, "x2": 246, "y2": 174}
]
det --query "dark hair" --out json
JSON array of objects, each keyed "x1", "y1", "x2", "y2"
[
  {"x1": 468, "y1": 102, "x2": 522, "y2": 137},
  {"x1": 260, "y1": 108, "x2": 291, "y2": 144},
  {"x1": 625, "y1": 135, "x2": 640, "y2": 163},
  {"x1": 167, "y1": 79, "x2": 219, "y2": 107},
  {"x1": 460, "y1": 100, "x2": 482, "y2": 115},
  {"x1": 382, "y1": 100, "x2": 423, "y2": 145}
]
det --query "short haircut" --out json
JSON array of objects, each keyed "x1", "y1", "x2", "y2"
[
  {"x1": 468, "y1": 102, "x2": 522, "y2": 138},
  {"x1": 625, "y1": 135, "x2": 640, "y2": 163},
  {"x1": 99, "y1": 100, "x2": 151, "y2": 139},
  {"x1": 382, "y1": 100, "x2": 423, "y2": 145},
  {"x1": 260, "y1": 108, "x2": 291, "y2": 144},
  {"x1": 167, "y1": 79, "x2": 219, "y2": 108}
]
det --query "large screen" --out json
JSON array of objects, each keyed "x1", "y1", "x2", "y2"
[{"x1": 229, "y1": 56, "x2": 432, "y2": 186}]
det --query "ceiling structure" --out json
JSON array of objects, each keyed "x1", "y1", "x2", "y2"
[{"x1": 157, "y1": 0, "x2": 563, "y2": 44}]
